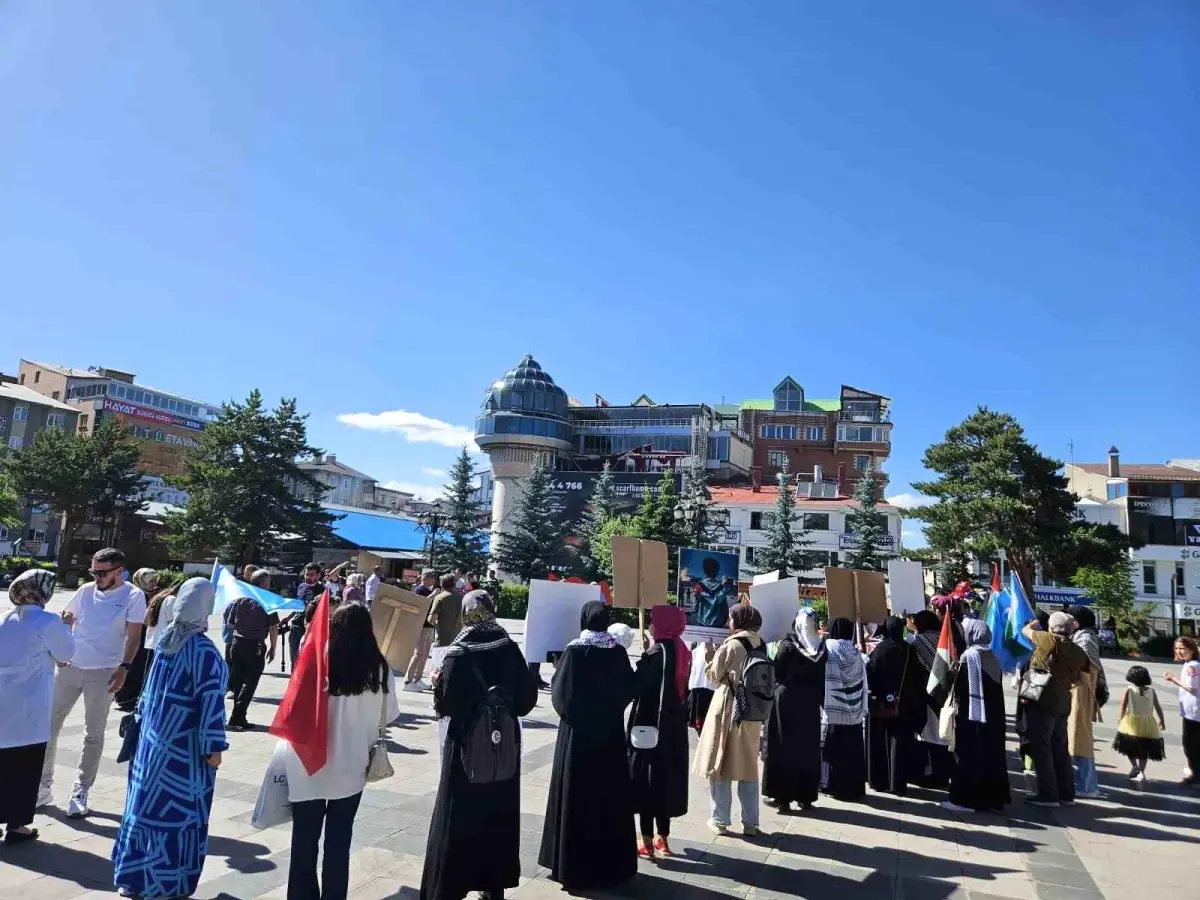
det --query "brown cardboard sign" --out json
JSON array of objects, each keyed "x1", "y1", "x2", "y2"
[
  {"x1": 638, "y1": 540, "x2": 669, "y2": 608},
  {"x1": 370, "y1": 583, "x2": 430, "y2": 672},
  {"x1": 611, "y1": 535, "x2": 643, "y2": 609},
  {"x1": 825, "y1": 567, "x2": 889, "y2": 625}
]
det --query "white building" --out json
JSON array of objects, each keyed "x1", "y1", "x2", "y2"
[{"x1": 708, "y1": 485, "x2": 903, "y2": 586}]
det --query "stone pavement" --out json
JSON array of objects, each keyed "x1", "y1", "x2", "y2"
[{"x1": 3, "y1": 604, "x2": 1198, "y2": 899}]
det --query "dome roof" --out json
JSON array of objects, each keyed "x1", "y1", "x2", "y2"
[
  {"x1": 480, "y1": 355, "x2": 569, "y2": 420},
  {"x1": 486, "y1": 355, "x2": 567, "y2": 399}
]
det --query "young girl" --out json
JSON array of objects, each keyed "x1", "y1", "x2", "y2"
[
  {"x1": 1112, "y1": 666, "x2": 1166, "y2": 781},
  {"x1": 1164, "y1": 635, "x2": 1200, "y2": 786}
]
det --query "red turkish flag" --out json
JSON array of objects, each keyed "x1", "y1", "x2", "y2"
[{"x1": 269, "y1": 590, "x2": 330, "y2": 775}]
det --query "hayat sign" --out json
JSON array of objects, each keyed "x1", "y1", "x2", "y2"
[{"x1": 103, "y1": 399, "x2": 204, "y2": 431}]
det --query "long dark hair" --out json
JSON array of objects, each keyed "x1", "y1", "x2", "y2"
[{"x1": 328, "y1": 603, "x2": 389, "y2": 696}]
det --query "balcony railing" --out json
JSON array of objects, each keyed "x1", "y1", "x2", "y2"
[
  {"x1": 571, "y1": 417, "x2": 696, "y2": 430},
  {"x1": 837, "y1": 409, "x2": 891, "y2": 423}
]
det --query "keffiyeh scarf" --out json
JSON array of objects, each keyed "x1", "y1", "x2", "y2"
[
  {"x1": 445, "y1": 619, "x2": 511, "y2": 657},
  {"x1": 1073, "y1": 628, "x2": 1107, "y2": 700},
  {"x1": 567, "y1": 629, "x2": 619, "y2": 649},
  {"x1": 824, "y1": 638, "x2": 866, "y2": 725}
]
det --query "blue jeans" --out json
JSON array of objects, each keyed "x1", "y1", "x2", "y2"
[
  {"x1": 1074, "y1": 756, "x2": 1099, "y2": 795},
  {"x1": 709, "y1": 779, "x2": 759, "y2": 828}
]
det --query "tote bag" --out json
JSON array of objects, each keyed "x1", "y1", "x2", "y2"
[
  {"x1": 251, "y1": 741, "x2": 292, "y2": 830},
  {"x1": 630, "y1": 650, "x2": 667, "y2": 751}
]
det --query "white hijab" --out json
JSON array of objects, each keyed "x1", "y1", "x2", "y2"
[{"x1": 794, "y1": 607, "x2": 822, "y2": 659}]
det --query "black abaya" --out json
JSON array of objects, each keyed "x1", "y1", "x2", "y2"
[
  {"x1": 866, "y1": 637, "x2": 924, "y2": 796},
  {"x1": 420, "y1": 630, "x2": 538, "y2": 900},
  {"x1": 539, "y1": 642, "x2": 638, "y2": 891},
  {"x1": 763, "y1": 638, "x2": 825, "y2": 807},
  {"x1": 948, "y1": 667, "x2": 1011, "y2": 811},
  {"x1": 628, "y1": 643, "x2": 688, "y2": 828}
]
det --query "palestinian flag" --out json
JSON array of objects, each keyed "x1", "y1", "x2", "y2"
[{"x1": 926, "y1": 608, "x2": 958, "y2": 707}]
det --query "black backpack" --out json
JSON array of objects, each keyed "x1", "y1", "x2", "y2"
[
  {"x1": 732, "y1": 637, "x2": 775, "y2": 724},
  {"x1": 459, "y1": 665, "x2": 521, "y2": 784}
]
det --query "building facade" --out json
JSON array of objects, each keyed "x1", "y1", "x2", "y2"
[
  {"x1": 0, "y1": 379, "x2": 80, "y2": 558},
  {"x1": 1067, "y1": 448, "x2": 1200, "y2": 635},
  {"x1": 292, "y1": 454, "x2": 415, "y2": 515}
]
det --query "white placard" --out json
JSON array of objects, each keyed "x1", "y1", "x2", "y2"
[
  {"x1": 752, "y1": 569, "x2": 781, "y2": 586},
  {"x1": 750, "y1": 577, "x2": 801, "y2": 643},
  {"x1": 887, "y1": 559, "x2": 927, "y2": 617},
  {"x1": 524, "y1": 580, "x2": 604, "y2": 664}
]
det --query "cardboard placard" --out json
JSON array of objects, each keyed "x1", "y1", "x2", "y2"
[
  {"x1": 611, "y1": 535, "x2": 669, "y2": 608},
  {"x1": 825, "y1": 567, "x2": 889, "y2": 625},
  {"x1": 886, "y1": 559, "x2": 927, "y2": 617},
  {"x1": 750, "y1": 576, "x2": 801, "y2": 643},
  {"x1": 525, "y1": 579, "x2": 604, "y2": 664},
  {"x1": 639, "y1": 540, "x2": 669, "y2": 608},
  {"x1": 370, "y1": 583, "x2": 430, "y2": 673}
]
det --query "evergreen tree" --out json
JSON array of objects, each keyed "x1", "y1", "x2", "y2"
[
  {"x1": 911, "y1": 407, "x2": 1077, "y2": 597},
  {"x1": 677, "y1": 455, "x2": 719, "y2": 549},
  {"x1": 432, "y1": 446, "x2": 490, "y2": 576},
  {"x1": 0, "y1": 470, "x2": 21, "y2": 531},
  {"x1": 843, "y1": 464, "x2": 890, "y2": 571},
  {"x1": 6, "y1": 417, "x2": 143, "y2": 569},
  {"x1": 753, "y1": 464, "x2": 816, "y2": 584},
  {"x1": 576, "y1": 461, "x2": 618, "y2": 580},
  {"x1": 493, "y1": 456, "x2": 560, "y2": 583},
  {"x1": 632, "y1": 468, "x2": 683, "y2": 546},
  {"x1": 165, "y1": 390, "x2": 337, "y2": 565}
]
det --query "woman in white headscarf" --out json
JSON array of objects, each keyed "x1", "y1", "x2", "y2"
[
  {"x1": 114, "y1": 578, "x2": 228, "y2": 899},
  {"x1": 0, "y1": 570, "x2": 75, "y2": 844},
  {"x1": 762, "y1": 607, "x2": 826, "y2": 812},
  {"x1": 942, "y1": 619, "x2": 1010, "y2": 813}
]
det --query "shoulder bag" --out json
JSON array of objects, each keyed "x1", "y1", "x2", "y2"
[
  {"x1": 870, "y1": 649, "x2": 909, "y2": 719},
  {"x1": 1017, "y1": 650, "x2": 1055, "y2": 705},
  {"x1": 630, "y1": 648, "x2": 666, "y2": 751},
  {"x1": 366, "y1": 687, "x2": 395, "y2": 783}
]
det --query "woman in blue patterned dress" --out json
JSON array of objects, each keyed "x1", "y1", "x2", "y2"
[{"x1": 113, "y1": 577, "x2": 228, "y2": 899}]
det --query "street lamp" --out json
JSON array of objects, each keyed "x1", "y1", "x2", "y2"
[{"x1": 417, "y1": 503, "x2": 447, "y2": 572}]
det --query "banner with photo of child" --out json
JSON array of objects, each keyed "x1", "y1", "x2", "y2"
[{"x1": 677, "y1": 547, "x2": 740, "y2": 642}]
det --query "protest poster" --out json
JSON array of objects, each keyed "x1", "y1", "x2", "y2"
[
  {"x1": 370, "y1": 583, "x2": 430, "y2": 673},
  {"x1": 525, "y1": 579, "x2": 604, "y2": 664},
  {"x1": 750, "y1": 576, "x2": 801, "y2": 643},
  {"x1": 611, "y1": 536, "x2": 670, "y2": 609},
  {"x1": 825, "y1": 567, "x2": 889, "y2": 627},
  {"x1": 886, "y1": 559, "x2": 926, "y2": 617},
  {"x1": 678, "y1": 546, "x2": 739, "y2": 642},
  {"x1": 752, "y1": 569, "x2": 781, "y2": 586}
]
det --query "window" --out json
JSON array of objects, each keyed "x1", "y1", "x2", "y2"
[
  {"x1": 803, "y1": 426, "x2": 824, "y2": 441},
  {"x1": 1106, "y1": 482, "x2": 1128, "y2": 500},
  {"x1": 1176, "y1": 562, "x2": 1186, "y2": 597},
  {"x1": 12, "y1": 406, "x2": 28, "y2": 422},
  {"x1": 854, "y1": 455, "x2": 871, "y2": 471},
  {"x1": 342, "y1": 478, "x2": 352, "y2": 491},
  {"x1": 760, "y1": 424, "x2": 797, "y2": 440},
  {"x1": 1143, "y1": 564, "x2": 1157, "y2": 595},
  {"x1": 33, "y1": 371, "x2": 40, "y2": 384},
  {"x1": 7, "y1": 436, "x2": 22, "y2": 450},
  {"x1": 0, "y1": 525, "x2": 6, "y2": 540},
  {"x1": 745, "y1": 546, "x2": 757, "y2": 564},
  {"x1": 803, "y1": 513, "x2": 830, "y2": 531},
  {"x1": 26, "y1": 529, "x2": 45, "y2": 543},
  {"x1": 135, "y1": 390, "x2": 144, "y2": 404},
  {"x1": 51, "y1": 391, "x2": 60, "y2": 400},
  {"x1": 768, "y1": 450, "x2": 788, "y2": 468},
  {"x1": 750, "y1": 512, "x2": 776, "y2": 531},
  {"x1": 79, "y1": 415, "x2": 88, "y2": 430},
  {"x1": 46, "y1": 413, "x2": 66, "y2": 429}
]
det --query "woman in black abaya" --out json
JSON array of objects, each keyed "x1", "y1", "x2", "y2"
[
  {"x1": 763, "y1": 608, "x2": 826, "y2": 812},
  {"x1": 866, "y1": 616, "x2": 923, "y2": 796},
  {"x1": 909, "y1": 610, "x2": 954, "y2": 788},
  {"x1": 943, "y1": 620, "x2": 1011, "y2": 813},
  {"x1": 822, "y1": 618, "x2": 867, "y2": 801},
  {"x1": 539, "y1": 602, "x2": 638, "y2": 891}
]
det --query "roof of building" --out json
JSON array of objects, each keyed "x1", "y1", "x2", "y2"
[
  {"x1": 299, "y1": 456, "x2": 376, "y2": 481},
  {"x1": 1071, "y1": 462, "x2": 1200, "y2": 482},
  {"x1": 327, "y1": 508, "x2": 426, "y2": 550},
  {"x1": 20, "y1": 359, "x2": 101, "y2": 379},
  {"x1": 0, "y1": 382, "x2": 78, "y2": 412},
  {"x1": 739, "y1": 398, "x2": 840, "y2": 413},
  {"x1": 709, "y1": 485, "x2": 899, "y2": 509}
]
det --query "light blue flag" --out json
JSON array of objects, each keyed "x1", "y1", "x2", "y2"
[
  {"x1": 1001, "y1": 572, "x2": 1036, "y2": 670},
  {"x1": 211, "y1": 561, "x2": 305, "y2": 616},
  {"x1": 986, "y1": 587, "x2": 1015, "y2": 668}
]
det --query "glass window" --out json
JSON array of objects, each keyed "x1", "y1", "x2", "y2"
[
  {"x1": 1143, "y1": 564, "x2": 1157, "y2": 595},
  {"x1": 804, "y1": 426, "x2": 824, "y2": 441},
  {"x1": 750, "y1": 512, "x2": 776, "y2": 531},
  {"x1": 1176, "y1": 562, "x2": 1187, "y2": 597},
  {"x1": 135, "y1": 391, "x2": 144, "y2": 404},
  {"x1": 519, "y1": 417, "x2": 533, "y2": 434},
  {"x1": 768, "y1": 450, "x2": 787, "y2": 468},
  {"x1": 1172, "y1": 483, "x2": 1186, "y2": 499},
  {"x1": 534, "y1": 418, "x2": 548, "y2": 436},
  {"x1": 13, "y1": 406, "x2": 28, "y2": 421},
  {"x1": 510, "y1": 391, "x2": 523, "y2": 409},
  {"x1": 7, "y1": 436, "x2": 22, "y2": 449},
  {"x1": 33, "y1": 371, "x2": 39, "y2": 383},
  {"x1": 745, "y1": 546, "x2": 757, "y2": 564},
  {"x1": 855, "y1": 455, "x2": 870, "y2": 471},
  {"x1": 804, "y1": 513, "x2": 830, "y2": 530},
  {"x1": 154, "y1": 430, "x2": 164, "y2": 441}
]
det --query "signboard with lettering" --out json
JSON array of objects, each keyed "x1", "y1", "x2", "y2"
[
  {"x1": 1130, "y1": 496, "x2": 1172, "y2": 517},
  {"x1": 838, "y1": 532, "x2": 896, "y2": 550},
  {"x1": 1174, "y1": 499, "x2": 1200, "y2": 521},
  {"x1": 546, "y1": 472, "x2": 681, "y2": 533},
  {"x1": 103, "y1": 398, "x2": 205, "y2": 432}
]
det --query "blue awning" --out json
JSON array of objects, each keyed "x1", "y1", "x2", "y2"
[{"x1": 329, "y1": 510, "x2": 426, "y2": 551}]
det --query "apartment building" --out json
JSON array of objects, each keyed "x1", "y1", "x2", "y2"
[{"x1": 294, "y1": 454, "x2": 414, "y2": 514}]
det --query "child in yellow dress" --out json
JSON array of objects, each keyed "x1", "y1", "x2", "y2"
[{"x1": 1113, "y1": 666, "x2": 1166, "y2": 782}]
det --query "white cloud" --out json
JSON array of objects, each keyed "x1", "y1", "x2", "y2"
[
  {"x1": 421, "y1": 467, "x2": 447, "y2": 478},
  {"x1": 337, "y1": 409, "x2": 477, "y2": 450},
  {"x1": 381, "y1": 480, "x2": 445, "y2": 503},
  {"x1": 886, "y1": 492, "x2": 936, "y2": 510}
]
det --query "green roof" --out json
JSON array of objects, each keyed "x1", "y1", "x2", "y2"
[{"x1": 738, "y1": 398, "x2": 840, "y2": 412}]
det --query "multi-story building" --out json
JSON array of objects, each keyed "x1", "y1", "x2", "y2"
[
  {"x1": 17, "y1": 360, "x2": 219, "y2": 487},
  {"x1": 0, "y1": 378, "x2": 80, "y2": 558},
  {"x1": 708, "y1": 485, "x2": 903, "y2": 587},
  {"x1": 1067, "y1": 448, "x2": 1200, "y2": 635},
  {"x1": 292, "y1": 454, "x2": 414, "y2": 514}
]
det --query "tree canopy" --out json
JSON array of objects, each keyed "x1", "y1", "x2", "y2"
[
  {"x1": 492, "y1": 456, "x2": 560, "y2": 583},
  {"x1": 575, "y1": 461, "x2": 618, "y2": 581},
  {"x1": 0, "y1": 470, "x2": 20, "y2": 531},
  {"x1": 165, "y1": 390, "x2": 337, "y2": 565},
  {"x1": 843, "y1": 465, "x2": 890, "y2": 571},
  {"x1": 431, "y1": 446, "x2": 490, "y2": 576},
  {"x1": 753, "y1": 466, "x2": 816, "y2": 583}
]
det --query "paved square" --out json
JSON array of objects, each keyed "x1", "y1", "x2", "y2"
[{"x1": 4, "y1": 603, "x2": 1197, "y2": 898}]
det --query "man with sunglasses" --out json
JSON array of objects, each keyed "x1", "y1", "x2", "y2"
[{"x1": 39, "y1": 548, "x2": 147, "y2": 818}]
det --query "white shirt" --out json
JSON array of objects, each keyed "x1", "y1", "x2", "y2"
[
  {"x1": 365, "y1": 574, "x2": 381, "y2": 606},
  {"x1": 1179, "y1": 660, "x2": 1200, "y2": 722},
  {"x1": 144, "y1": 595, "x2": 177, "y2": 650},
  {"x1": 283, "y1": 676, "x2": 400, "y2": 802},
  {"x1": 688, "y1": 642, "x2": 716, "y2": 691},
  {"x1": 64, "y1": 581, "x2": 147, "y2": 670},
  {"x1": 0, "y1": 606, "x2": 76, "y2": 748}
]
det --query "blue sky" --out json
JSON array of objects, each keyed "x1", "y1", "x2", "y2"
[{"x1": 2, "y1": 2, "x2": 1196, "y2": 546}]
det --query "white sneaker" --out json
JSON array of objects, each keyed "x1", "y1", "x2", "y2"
[
  {"x1": 35, "y1": 788, "x2": 52, "y2": 810},
  {"x1": 66, "y1": 788, "x2": 89, "y2": 819},
  {"x1": 707, "y1": 819, "x2": 729, "y2": 836},
  {"x1": 403, "y1": 680, "x2": 429, "y2": 693},
  {"x1": 1134, "y1": 772, "x2": 1147, "y2": 783}
]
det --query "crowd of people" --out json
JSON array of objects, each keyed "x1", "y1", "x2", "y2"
[{"x1": 1, "y1": 550, "x2": 1199, "y2": 899}]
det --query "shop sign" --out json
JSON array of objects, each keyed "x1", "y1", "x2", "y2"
[
  {"x1": 1184, "y1": 522, "x2": 1200, "y2": 547},
  {"x1": 838, "y1": 533, "x2": 896, "y2": 550},
  {"x1": 103, "y1": 398, "x2": 204, "y2": 431},
  {"x1": 1130, "y1": 496, "x2": 1172, "y2": 517},
  {"x1": 1175, "y1": 499, "x2": 1200, "y2": 521}
]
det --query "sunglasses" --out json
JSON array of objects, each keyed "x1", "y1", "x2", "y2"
[{"x1": 89, "y1": 567, "x2": 120, "y2": 577}]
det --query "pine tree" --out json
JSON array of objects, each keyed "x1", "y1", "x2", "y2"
[
  {"x1": 632, "y1": 468, "x2": 683, "y2": 546},
  {"x1": 492, "y1": 456, "x2": 560, "y2": 583},
  {"x1": 576, "y1": 461, "x2": 617, "y2": 580},
  {"x1": 753, "y1": 464, "x2": 816, "y2": 584},
  {"x1": 677, "y1": 455, "x2": 718, "y2": 549},
  {"x1": 432, "y1": 446, "x2": 490, "y2": 575},
  {"x1": 844, "y1": 464, "x2": 890, "y2": 571}
]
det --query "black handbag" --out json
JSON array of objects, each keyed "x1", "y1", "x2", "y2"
[{"x1": 117, "y1": 712, "x2": 140, "y2": 763}]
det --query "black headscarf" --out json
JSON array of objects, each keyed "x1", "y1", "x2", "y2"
[
  {"x1": 1067, "y1": 604, "x2": 1096, "y2": 631},
  {"x1": 580, "y1": 600, "x2": 611, "y2": 632},
  {"x1": 911, "y1": 610, "x2": 939, "y2": 634},
  {"x1": 729, "y1": 602, "x2": 761, "y2": 632},
  {"x1": 828, "y1": 617, "x2": 855, "y2": 640},
  {"x1": 879, "y1": 615, "x2": 906, "y2": 644}
]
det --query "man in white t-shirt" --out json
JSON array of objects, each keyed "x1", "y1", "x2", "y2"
[
  {"x1": 365, "y1": 566, "x2": 382, "y2": 607},
  {"x1": 38, "y1": 548, "x2": 147, "y2": 818}
]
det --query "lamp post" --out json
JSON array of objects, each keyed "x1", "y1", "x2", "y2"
[{"x1": 417, "y1": 504, "x2": 446, "y2": 573}]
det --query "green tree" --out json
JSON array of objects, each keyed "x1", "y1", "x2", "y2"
[
  {"x1": 1073, "y1": 562, "x2": 1148, "y2": 650},
  {"x1": 591, "y1": 514, "x2": 637, "y2": 580},
  {"x1": 631, "y1": 469, "x2": 683, "y2": 546},
  {"x1": 753, "y1": 465, "x2": 816, "y2": 584},
  {"x1": 6, "y1": 417, "x2": 143, "y2": 568},
  {"x1": 575, "y1": 461, "x2": 618, "y2": 580},
  {"x1": 843, "y1": 464, "x2": 890, "y2": 571},
  {"x1": 1043, "y1": 521, "x2": 1139, "y2": 583},
  {"x1": 492, "y1": 456, "x2": 560, "y2": 583},
  {"x1": 431, "y1": 446, "x2": 490, "y2": 575},
  {"x1": 165, "y1": 390, "x2": 337, "y2": 565},
  {"x1": 911, "y1": 407, "x2": 1077, "y2": 597},
  {"x1": 0, "y1": 470, "x2": 20, "y2": 531},
  {"x1": 676, "y1": 455, "x2": 719, "y2": 550}
]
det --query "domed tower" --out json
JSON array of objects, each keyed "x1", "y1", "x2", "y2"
[{"x1": 475, "y1": 355, "x2": 574, "y2": 566}]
